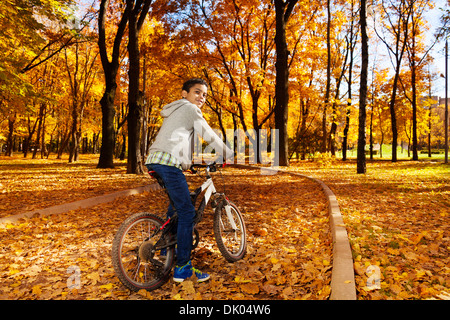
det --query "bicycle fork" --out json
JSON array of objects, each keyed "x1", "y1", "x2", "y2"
[
  {"x1": 223, "y1": 201, "x2": 238, "y2": 231},
  {"x1": 212, "y1": 194, "x2": 238, "y2": 232}
]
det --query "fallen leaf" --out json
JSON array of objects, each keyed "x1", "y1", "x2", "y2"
[
  {"x1": 32, "y1": 285, "x2": 42, "y2": 295},
  {"x1": 99, "y1": 283, "x2": 113, "y2": 290},
  {"x1": 181, "y1": 280, "x2": 196, "y2": 295},
  {"x1": 234, "y1": 276, "x2": 251, "y2": 283},
  {"x1": 281, "y1": 286, "x2": 293, "y2": 298},
  {"x1": 262, "y1": 283, "x2": 280, "y2": 295},
  {"x1": 240, "y1": 283, "x2": 259, "y2": 295},
  {"x1": 87, "y1": 272, "x2": 101, "y2": 284}
]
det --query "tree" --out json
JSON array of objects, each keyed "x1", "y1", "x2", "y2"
[
  {"x1": 402, "y1": 0, "x2": 439, "y2": 161},
  {"x1": 64, "y1": 39, "x2": 99, "y2": 163},
  {"x1": 374, "y1": 0, "x2": 412, "y2": 162},
  {"x1": 343, "y1": 0, "x2": 359, "y2": 161},
  {"x1": 323, "y1": 0, "x2": 332, "y2": 154},
  {"x1": 126, "y1": 0, "x2": 153, "y2": 174},
  {"x1": 274, "y1": 0, "x2": 299, "y2": 167},
  {"x1": 357, "y1": 0, "x2": 369, "y2": 174},
  {"x1": 97, "y1": 0, "x2": 131, "y2": 168},
  {"x1": 0, "y1": 0, "x2": 74, "y2": 153}
]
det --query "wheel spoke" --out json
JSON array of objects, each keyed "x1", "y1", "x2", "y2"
[
  {"x1": 214, "y1": 202, "x2": 247, "y2": 261},
  {"x1": 112, "y1": 213, "x2": 175, "y2": 292}
]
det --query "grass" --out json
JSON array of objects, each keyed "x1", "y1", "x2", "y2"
[{"x1": 336, "y1": 144, "x2": 447, "y2": 161}]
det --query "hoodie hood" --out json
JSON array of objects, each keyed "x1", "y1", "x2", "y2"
[{"x1": 160, "y1": 99, "x2": 192, "y2": 118}]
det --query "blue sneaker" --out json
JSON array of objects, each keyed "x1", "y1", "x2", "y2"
[{"x1": 173, "y1": 261, "x2": 210, "y2": 283}]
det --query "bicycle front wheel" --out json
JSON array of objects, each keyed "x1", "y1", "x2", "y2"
[
  {"x1": 213, "y1": 200, "x2": 247, "y2": 262},
  {"x1": 111, "y1": 212, "x2": 175, "y2": 292}
]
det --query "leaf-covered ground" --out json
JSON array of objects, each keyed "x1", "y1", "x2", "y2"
[
  {"x1": 0, "y1": 156, "x2": 331, "y2": 300},
  {"x1": 288, "y1": 159, "x2": 450, "y2": 300},
  {"x1": 0, "y1": 157, "x2": 150, "y2": 217}
]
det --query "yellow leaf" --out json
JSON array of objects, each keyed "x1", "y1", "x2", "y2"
[
  {"x1": 323, "y1": 259, "x2": 330, "y2": 266},
  {"x1": 387, "y1": 248, "x2": 399, "y2": 255},
  {"x1": 234, "y1": 276, "x2": 251, "y2": 283},
  {"x1": 87, "y1": 272, "x2": 101, "y2": 284},
  {"x1": 415, "y1": 269, "x2": 427, "y2": 280},
  {"x1": 276, "y1": 274, "x2": 287, "y2": 285},
  {"x1": 173, "y1": 293, "x2": 183, "y2": 300},
  {"x1": 270, "y1": 257, "x2": 279, "y2": 264},
  {"x1": 318, "y1": 285, "x2": 331, "y2": 298},
  {"x1": 32, "y1": 285, "x2": 42, "y2": 295},
  {"x1": 8, "y1": 269, "x2": 20, "y2": 276},
  {"x1": 282, "y1": 246, "x2": 297, "y2": 253},
  {"x1": 99, "y1": 283, "x2": 113, "y2": 290},
  {"x1": 181, "y1": 280, "x2": 195, "y2": 294}
]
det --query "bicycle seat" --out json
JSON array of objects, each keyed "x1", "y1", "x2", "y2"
[{"x1": 148, "y1": 170, "x2": 165, "y2": 188}]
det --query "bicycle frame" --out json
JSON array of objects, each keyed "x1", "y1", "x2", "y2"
[
  {"x1": 193, "y1": 165, "x2": 238, "y2": 232},
  {"x1": 149, "y1": 163, "x2": 238, "y2": 235}
]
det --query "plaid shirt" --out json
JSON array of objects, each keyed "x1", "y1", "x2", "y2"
[{"x1": 145, "y1": 151, "x2": 183, "y2": 170}]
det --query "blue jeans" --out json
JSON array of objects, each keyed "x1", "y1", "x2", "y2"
[{"x1": 146, "y1": 164, "x2": 195, "y2": 266}]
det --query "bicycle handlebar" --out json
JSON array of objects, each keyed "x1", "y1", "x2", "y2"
[{"x1": 189, "y1": 162, "x2": 226, "y2": 174}]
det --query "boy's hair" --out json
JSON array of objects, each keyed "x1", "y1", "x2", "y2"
[{"x1": 182, "y1": 78, "x2": 208, "y2": 92}]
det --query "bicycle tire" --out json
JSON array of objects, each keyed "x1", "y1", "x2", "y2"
[
  {"x1": 111, "y1": 212, "x2": 175, "y2": 292},
  {"x1": 213, "y1": 200, "x2": 247, "y2": 262}
]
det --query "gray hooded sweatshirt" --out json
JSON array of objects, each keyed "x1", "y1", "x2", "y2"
[{"x1": 147, "y1": 99, "x2": 233, "y2": 170}]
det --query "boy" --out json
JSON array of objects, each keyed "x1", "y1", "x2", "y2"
[{"x1": 145, "y1": 78, "x2": 232, "y2": 282}]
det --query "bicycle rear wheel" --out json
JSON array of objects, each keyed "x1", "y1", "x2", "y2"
[
  {"x1": 111, "y1": 212, "x2": 175, "y2": 292},
  {"x1": 213, "y1": 200, "x2": 247, "y2": 262}
]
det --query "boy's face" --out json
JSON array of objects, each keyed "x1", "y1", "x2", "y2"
[{"x1": 182, "y1": 84, "x2": 207, "y2": 108}]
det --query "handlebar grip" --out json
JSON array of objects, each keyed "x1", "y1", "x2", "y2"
[{"x1": 189, "y1": 161, "x2": 221, "y2": 173}]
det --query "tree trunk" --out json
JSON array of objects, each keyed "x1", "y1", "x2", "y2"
[
  {"x1": 410, "y1": 8, "x2": 418, "y2": 161},
  {"x1": 274, "y1": 0, "x2": 298, "y2": 167},
  {"x1": 24, "y1": 115, "x2": 38, "y2": 158},
  {"x1": 5, "y1": 114, "x2": 16, "y2": 157},
  {"x1": 97, "y1": 0, "x2": 131, "y2": 169},
  {"x1": 127, "y1": 9, "x2": 143, "y2": 174},
  {"x1": 32, "y1": 104, "x2": 46, "y2": 159},
  {"x1": 126, "y1": 0, "x2": 152, "y2": 174},
  {"x1": 357, "y1": 0, "x2": 368, "y2": 174},
  {"x1": 323, "y1": 0, "x2": 331, "y2": 153},
  {"x1": 343, "y1": 0, "x2": 357, "y2": 161},
  {"x1": 389, "y1": 73, "x2": 401, "y2": 163}
]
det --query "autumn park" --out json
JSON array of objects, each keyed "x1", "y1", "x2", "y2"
[{"x1": 0, "y1": 0, "x2": 449, "y2": 304}]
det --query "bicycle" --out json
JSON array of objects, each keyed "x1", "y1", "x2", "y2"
[{"x1": 111, "y1": 162, "x2": 247, "y2": 292}]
